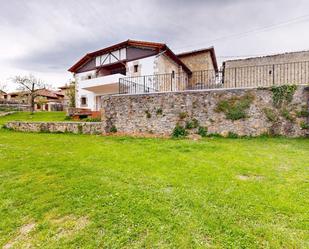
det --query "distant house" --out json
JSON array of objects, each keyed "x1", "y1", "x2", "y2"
[
  {"x1": 0, "y1": 90, "x2": 6, "y2": 100},
  {"x1": 223, "y1": 50, "x2": 309, "y2": 88},
  {"x1": 4, "y1": 91, "x2": 29, "y2": 103},
  {"x1": 58, "y1": 84, "x2": 74, "y2": 108},
  {"x1": 34, "y1": 88, "x2": 66, "y2": 111},
  {"x1": 68, "y1": 40, "x2": 218, "y2": 111},
  {"x1": 4, "y1": 88, "x2": 68, "y2": 111}
]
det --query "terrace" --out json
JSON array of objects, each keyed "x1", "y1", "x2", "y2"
[{"x1": 119, "y1": 60, "x2": 309, "y2": 94}]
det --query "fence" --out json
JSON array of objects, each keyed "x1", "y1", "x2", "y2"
[{"x1": 119, "y1": 60, "x2": 309, "y2": 94}]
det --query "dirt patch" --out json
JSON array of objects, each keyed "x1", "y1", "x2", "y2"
[
  {"x1": 237, "y1": 174, "x2": 264, "y2": 181},
  {"x1": 50, "y1": 215, "x2": 89, "y2": 239},
  {"x1": 3, "y1": 222, "x2": 36, "y2": 249}
]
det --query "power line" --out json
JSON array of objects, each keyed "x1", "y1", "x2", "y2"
[{"x1": 173, "y1": 13, "x2": 309, "y2": 52}]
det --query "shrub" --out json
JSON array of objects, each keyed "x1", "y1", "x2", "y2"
[
  {"x1": 216, "y1": 94, "x2": 254, "y2": 120},
  {"x1": 1, "y1": 124, "x2": 12, "y2": 131},
  {"x1": 296, "y1": 106, "x2": 309, "y2": 117},
  {"x1": 271, "y1": 85, "x2": 297, "y2": 107},
  {"x1": 227, "y1": 132, "x2": 239, "y2": 138},
  {"x1": 207, "y1": 133, "x2": 223, "y2": 138},
  {"x1": 197, "y1": 126, "x2": 208, "y2": 137},
  {"x1": 83, "y1": 117, "x2": 101, "y2": 122},
  {"x1": 185, "y1": 121, "x2": 193, "y2": 129},
  {"x1": 192, "y1": 118, "x2": 199, "y2": 128},
  {"x1": 110, "y1": 125, "x2": 117, "y2": 133},
  {"x1": 145, "y1": 110, "x2": 151, "y2": 119},
  {"x1": 263, "y1": 108, "x2": 277, "y2": 122},
  {"x1": 300, "y1": 121, "x2": 309, "y2": 130},
  {"x1": 156, "y1": 108, "x2": 163, "y2": 115},
  {"x1": 179, "y1": 112, "x2": 188, "y2": 119},
  {"x1": 172, "y1": 124, "x2": 188, "y2": 138},
  {"x1": 64, "y1": 116, "x2": 72, "y2": 121},
  {"x1": 281, "y1": 108, "x2": 295, "y2": 121},
  {"x1": 185, "y1": 118, "x2": 199, "y2": 129}
]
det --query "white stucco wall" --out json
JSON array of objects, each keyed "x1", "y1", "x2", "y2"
[
  {"x1": 75, "y1": 70, "x2": 97, "y2": 110},
  {"x1": 127, "y1": 55, "x2": 156, "y2": 76},
  {"x1": 95, "y1": 48, "x2": 126, "y2": 67}
]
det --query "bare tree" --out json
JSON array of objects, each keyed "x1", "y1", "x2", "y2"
[{"x1": 13, "y1": 75, "x2": 45, "y2": 114}]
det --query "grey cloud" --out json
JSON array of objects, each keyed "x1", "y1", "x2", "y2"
[{"x1": 1, "y1": 0, "x2": 309, "y2": 74}]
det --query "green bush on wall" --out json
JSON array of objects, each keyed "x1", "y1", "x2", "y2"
[
  {"x1": 271, "y1": 85, "x2": 297, "y2": 107},
  {"x1": 197, "y1": 126, "x2": 208, "y2": 137},
  {"x1": 263, "y1": 108, "x2": 278, "y2": 122},
  {"x1": 110, "y1": 125, "x2": 117, "y2": 133},
  {"x1": 216, "y1": 94, "x2": 254, "y2": 120},
  {"x1": 172, "y1": 124, "x2": 188, "y2": 138}
]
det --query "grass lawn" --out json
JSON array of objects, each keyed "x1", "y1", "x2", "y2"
[
  {"x1": 0, "y1": 129, "x2": 308, "y2": 248},
  {"x1": 0, "y1": 112, "x2": 67, "y2": 125}
]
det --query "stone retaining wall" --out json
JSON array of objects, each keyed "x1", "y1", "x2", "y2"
[
  {"x1": 0, "y1": 103, "x2": 30, "y2": 112},
  {"x1": 5, "y1": 122, "x2": 103, "y2": 135},
  {"x1": 101, "y1": 86, "x2": 309, "y2": 137}
]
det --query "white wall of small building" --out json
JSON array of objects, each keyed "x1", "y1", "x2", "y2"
[
  {"x1": 73, "y1": 53, "x2": 187, "y2": 110},
  {"x1": 74, "y1": 70, "x2": 97, "y2": 110},
  {"x1": 126, "y1": 55, "x2": 156, "y2": 76}
]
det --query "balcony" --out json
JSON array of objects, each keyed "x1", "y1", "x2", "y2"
[{"x1": 81, "y1": 73, "x2": 124, "y2": 94}]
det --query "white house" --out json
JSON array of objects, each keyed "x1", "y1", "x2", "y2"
[{"x1": 68, "y1": 40, "x2": 218, "y2": 111}]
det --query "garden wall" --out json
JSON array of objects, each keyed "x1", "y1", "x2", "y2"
[
  {"x1": 101, "y1": 86, "x2": 309, "y2": 137},
  {"x1": 5, "y1": 122, "x2": 103, "y2": 135},
  {"x1": 0, "y1": 103, "x2": 30, "y2": 112}
]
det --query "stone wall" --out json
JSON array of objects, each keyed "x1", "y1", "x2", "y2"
[
  {"x1": 5, "y1": 122, "x2": 103, "y2": 135},
  {"x1": 101, "y1": 86, "x2": 309, "y2": 137},
  {"x1": 223, "y1": 51, "x2": 309, "y2": 88},
  {"x1": 178, "y1": 50, "x2": 214, "y2": 72},
  {"x1": 0, "y1": 103, "x2": 30, "y2": 112}
]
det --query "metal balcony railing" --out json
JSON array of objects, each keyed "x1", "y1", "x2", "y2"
[{"x1": 119, "y1": 60, "x2": 309, "y2": 94}]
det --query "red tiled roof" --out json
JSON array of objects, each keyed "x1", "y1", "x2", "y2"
[
  {"x1": 35, "y1": 89, "x2": 64, "y2": 99},
  {"x1": 68, "y1": 39, "x2": 192, "y2": 74},
  {"x1": 58, "y1": 85, "x2": 70, "y2": 90}
]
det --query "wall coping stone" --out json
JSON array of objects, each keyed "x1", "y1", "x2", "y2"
[{"x1": 106, "y1": 84, "x2": 309, "y2": 98}]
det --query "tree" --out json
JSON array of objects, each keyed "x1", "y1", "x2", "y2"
[
  {"x1": 67, "y1": 80, "x2": 76, "y2": 108},
  {"x1": 13, "y1": 75, "x2": 45, "y2": 114}
]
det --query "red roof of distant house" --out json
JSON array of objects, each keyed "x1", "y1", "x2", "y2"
[
  {"x1": 68, "y1": 39, "x2": 192, "y2": 74},
  {"x1": 5, "y1": 91, "x2": 28, "y2": 97},
  {"x1": 35, "y1": 89, "x2": 64, "y2": 99},
  {"x1": 177, "y1": 47, "x2": 219, "y2": 72},
  {"x1": 58, "y1": 85, "x2": 71, "y2": 90}
]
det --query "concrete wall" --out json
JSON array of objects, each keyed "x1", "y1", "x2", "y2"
[
  {"x1": 223, "y1": 51, "x2": 309, "y2": 88},
  {"x1": 101, "y1": 86, "x2": 309, "y2": 137},
  {"x1": 5, "y1": 122, "x2": 103, "y2": 135}
]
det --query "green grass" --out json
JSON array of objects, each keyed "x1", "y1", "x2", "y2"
[
  {"x1": 0, "y1": 112, "x2": 67, "y2": 125},
  {"x1": 0, "y1": 130, "x2": 308, "y2": 248}
]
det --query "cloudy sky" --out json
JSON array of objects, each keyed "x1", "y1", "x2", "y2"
[{"x1": 1, "y1": 0, "x2": 309, "y2": 91}]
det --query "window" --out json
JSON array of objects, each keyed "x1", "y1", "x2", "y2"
[
  {"x1": 87, "y1": 75, "x2": 92, "y2": 79},
  {"x1": 134, "y1": 65, "x2": 139, "y2": 73},
  {"x1": 81, "y1": 97, "x2": 87, "y2": 106},
  {"x1": 172, "y1": 70, "x2": 175, "y2": 79}
]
